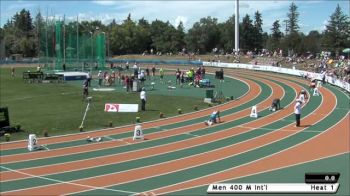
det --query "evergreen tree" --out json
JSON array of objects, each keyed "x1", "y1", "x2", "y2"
[
  {"x1": 287, "y1": 2, "x2": 299, "y2": 34},
  {"x1": 241, "y1": 14, "x2": 255, "y2": 51},
  {"x1": 267, "y1": 20, "x2": 283, "y2": 51},
  {"x1": 322, "y1": 4, "x2": 350, "y2": 54},
  {"x1": 219, "y1": 15, "x2": 235, "y2": 52},
  {"x1": 253, "y1": 11, "x2": 263, "y2": 50}
]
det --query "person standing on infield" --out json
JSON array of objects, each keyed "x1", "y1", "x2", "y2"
[
  {"x1": 140, "y1": 87, "x2": 146, "y2": 111},
  {"x1": 294, "y1": 99, "x2": 302, "y2": 127}
]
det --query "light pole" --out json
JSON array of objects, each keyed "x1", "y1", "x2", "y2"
[
  {"x1": 90, "y1": 31, "x2": 93, "y2": 66},
  {"x1": 235, "y1": 0, "x2": 239, "y2": 53}
]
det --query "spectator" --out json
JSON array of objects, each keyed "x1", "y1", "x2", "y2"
[
  {"x1": 11, "y1": 67, "x2": 15, "y2": 77},
  {"x1": 97, "y1": 71, "x2": 103, "y2": 87},
  {"x1": 87, "y1": 71, "x2": 92, "y2": 87},
  {"x1": 82, "y1": 79, "x2": 89, "y2": 101},
  {"x1": 175, "y1": 68, "x2": 181, "y2": 84},
  {"x1": 145, "y1": 67, "x2": 150, "y2": 79},
  {"x1": 159, "y1": 67, "x2": 164, "y2": 83},
  {"x1": 201, "y1": 66, "x2": 206, "y2": 78},
  {"x1": 140, "y1": 87, "x2": 146, "y2": 111},
  {"x1": 152, "y1": 65, "x2": 156, "y2": 77}
]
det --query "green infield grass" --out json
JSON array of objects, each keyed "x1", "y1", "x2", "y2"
[{"x1": 0, "y1": 66, "x2": 247, "y2": 141}]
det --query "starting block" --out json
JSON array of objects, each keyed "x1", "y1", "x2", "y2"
[
  {"x1": 250, "y1": 106, "x2": 258, "y2": 118},
  {"x1": 298, "y1": 93, "x2": 305, "y2": 103},
  {"x1": 204, "y1": 120, "x2": 213, "y2": 126},
  {"x1": 28, "y1": 134, "x2": 38, "y2": 151},
  {"x1": 133, "y1": 124, "x2": 144, "y2": 140},
  {"x1": 313, "y1": 88, "x2": 320, "y2": 96},
  {"x1": 316, "y1": 81, "x2": 322, "y2": 88}
]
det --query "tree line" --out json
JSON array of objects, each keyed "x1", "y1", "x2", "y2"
[{"x1": 0, "y1": 2, "x2": 349, "y2": 58}]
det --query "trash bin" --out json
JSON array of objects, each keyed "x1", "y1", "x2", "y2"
[{"x1": 206, "y1": 89, "x2": 214, "y2": 99}]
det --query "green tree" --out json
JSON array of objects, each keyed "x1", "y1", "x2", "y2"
[
  {"x1": 241, "y1": 14, "x2": 255, "y2": 51},
  {"x1": 219, "y1": 15, "x2": 235, "y2": 52},
  {"x1": 284, "y1": 2, "x2": 301, "y2": 55},
  {"x1": 266, "y1": 20, "x2": 283, "y2": 51},
  {"x1": 185, "y1": 16, "x2": 220, "y2": 54},
  {"x1": 4, "y1": 9, "x2": 36, "y2": 57},
  {"x1": 287, "y1": 2, "x2": 299, "y2": 34},
  {"x1": 253, "y1": 11, "x2": 263, "y2": 50},
  {"x1": 34, "y1": 11, "x2": 45, "y2": 56},
  {"x1": 322, "y1": 4, "x2": 350, "y2": 55},
  {"x1": 175, "y1": 21, "x2": 186, "y2": 51},
  {"x1": 304, "y1": 30, "x2": 321, "y2": 55}
]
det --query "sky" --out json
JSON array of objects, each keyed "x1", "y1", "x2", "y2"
[{"x1": 1, "y1": 0, "x2": 349, "y2": 34}]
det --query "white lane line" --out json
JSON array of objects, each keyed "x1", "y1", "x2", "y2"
[
  {"x1": 41, "y1": 145, "x2": 50, "y2": 151},
  {"x1": 117, "y1": 139, "x2": 131, "y2": 144},
  {"x1": 185, "y1": 133, "x2": 200, "y2": 137},
  {"x1": 0, "y1": 165, "x2": 137, "y2": 195},
  {"x1": 104, "y1": 136, "x2": 116, "y2": 141},
  {"x1": 238, "y1": 126, "x2": 323, "y2": 133}
]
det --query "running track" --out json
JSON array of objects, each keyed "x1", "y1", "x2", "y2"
[{"x1": 0, "y1": 68, "x2": 349, "y2": 195}]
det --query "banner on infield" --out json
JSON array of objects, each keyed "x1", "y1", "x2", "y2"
[{"x1": 104, "y1": 104, "x2": 139, "y2": 112}]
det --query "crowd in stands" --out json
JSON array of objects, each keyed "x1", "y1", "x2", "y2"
[{"x1": 204, "y1": 48, "x2": 349, "y2": 84}]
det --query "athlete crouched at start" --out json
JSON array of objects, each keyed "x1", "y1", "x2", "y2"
[
  {"x1": 205, "y1": 110, "x2": 221, "y2": 126},
  {"x1": 269, "y1": 98, "x2": 281, "y2": 112}
]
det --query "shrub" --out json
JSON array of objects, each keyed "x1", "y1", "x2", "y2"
[
  {"x1": 4, "y1": 133, "x2": 11, "y2": 142},
  {"x1": 43, "y1": 130, "x2": 49, "y2": 137},
  {"x1": 194, "y1": 105, "x2": 198, "y2": 111},
  {"x1": 109, "y1": 121, "x2": 113, "y2": 127},
  {"x1": 136, "y1": 117, "x2": 141, "y2": 123},
  {"x1": 15, "y1": 124, "x2": 21, "y2": 132},
  {"x1": 177, "y1": 108, "x2": 182, "y2": 114}
]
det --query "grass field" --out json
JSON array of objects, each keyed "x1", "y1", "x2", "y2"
[{"x1": 0, "y1": 67, "x2": 247, "y2": 142}]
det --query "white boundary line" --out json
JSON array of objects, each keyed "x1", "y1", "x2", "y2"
[
  {"x1": 0, "y1": 73, "x2": 250, "y2": 148},
  {"x1": 2, "y1": 79, "x2": 311, "y2": 195},
  {"x1": 0, "y1": 75, "x2": 289, "y2": 183},
  {"x1": 0, "y1": 76, "x2": 260, "y2": 163}
]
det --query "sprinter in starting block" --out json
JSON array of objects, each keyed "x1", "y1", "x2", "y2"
[
  {"x1": 205, "y1": 110, "x2": 221, "y2": 126},
  {"x1": 269, "y1": 98, "x2": 281, "y2": 112}
]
